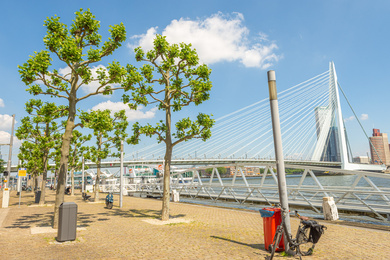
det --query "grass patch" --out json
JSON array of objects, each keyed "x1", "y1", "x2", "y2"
[{"x1": 43, "y1": 237, "x2": 55, "y2": 243}]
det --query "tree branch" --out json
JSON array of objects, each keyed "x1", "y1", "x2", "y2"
[
  {"x1": 77, "y1": 85, "x2": 126, "y2": 102},
  {"x1": 172, "y1": 133, "x2": 197, "y2": 147},
  {"x1": 35, "y1": 91, "x2": 69, "y2": 100},
  {"x1": 40, "y1": 75, "x2": 70, "y2": 96},
  {"x1": 45, "y1": 71, "x2": 71, "y2": 84}
]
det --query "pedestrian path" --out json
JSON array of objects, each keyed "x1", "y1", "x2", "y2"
[{"x1": 0, "y1": 190, "x2": 389, "y2": 259}]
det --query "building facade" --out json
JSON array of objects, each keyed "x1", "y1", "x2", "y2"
[
  {"x1": 314, "y1": 107, "x2": 341, "y2": 162},
  {"x1": 353, "y1": 156, "x2": 369, "y2": 164},
  {"x1": 321, "y1": 126, "x2": 341, "y2": 162},
  {"x1": 369, "y1": 129, "x2": 390, "y2": 165}
]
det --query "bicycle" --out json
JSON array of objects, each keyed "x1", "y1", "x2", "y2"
[
  {"x1": 105, "y1": 192, "x2": 114, "y2": 209},
  {"x1": 265, "y1": 208, "x2": 326, "y2": 260}
]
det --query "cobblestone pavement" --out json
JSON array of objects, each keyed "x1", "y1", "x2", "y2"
[{"x1": 0, "y1": 190, "x2": 389, "y2": 259}]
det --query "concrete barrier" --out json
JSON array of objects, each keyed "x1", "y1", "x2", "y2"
[
  {"x1": 172, "y1": 190, "x2": 180, "y2": 202},
  {"x1": 323, "y1": 197, "x2": 339, "y2": 221}
]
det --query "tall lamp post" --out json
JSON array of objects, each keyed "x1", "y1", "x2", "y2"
[
  {"x1": 2, "y1": 114, "x2": 15, "y2": 208},
  {"x1": 267, "y1": 71, "x2": 291, "y2": 248}
]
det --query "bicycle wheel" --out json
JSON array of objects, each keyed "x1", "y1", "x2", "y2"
[
  {"x1": 296, "y1": 226, "x2": 315, "y2": 256},
  {"x1": 267, "y1": 230, "x2": 282, "y2": 260}
]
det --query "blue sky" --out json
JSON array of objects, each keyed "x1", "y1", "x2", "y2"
[{"x1": 1, "y1": 0, "x2": 390, "y2": 164}]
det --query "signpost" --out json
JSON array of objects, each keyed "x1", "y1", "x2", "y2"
[
  {"x1": 18, "y1": 168, "x2": 27, "y2": 207},
  {"x1": 18, "y1": 168, "x2": 27, "y2": 177}
]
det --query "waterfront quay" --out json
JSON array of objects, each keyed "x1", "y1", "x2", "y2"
[{"x1": 1, "y1": 190, "x2": 389, "y2": 259}]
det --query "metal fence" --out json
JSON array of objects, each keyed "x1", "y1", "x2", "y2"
[{"x1": 123, "y1": 164, "x2": 390, "y2": 221}]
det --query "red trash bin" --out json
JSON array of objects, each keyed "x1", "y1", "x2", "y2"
[{"x1": 259, "y1": 207, "x2": 285, "y2": 252}]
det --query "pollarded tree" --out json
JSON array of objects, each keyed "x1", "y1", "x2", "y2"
[
  {"x1": 125, "y1": 35, "x2": 215, "y2": 221},
  {"x1": 18, "y1": 141, "x2": 41, "y2": 191},
  {"x1": 68, "y1": 130, "x2": 91, "y2": 196},
  {"x1": 18, "y1": 9, "x2": 131, "y2": 228},
  {"x1": 16, "y1": 100, "x2": 67, "y2": 205},
  {"x1": 80, "y1": 109, "x2": 128, "y2": 201}
]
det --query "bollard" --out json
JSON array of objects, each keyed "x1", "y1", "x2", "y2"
[
  {"x1": 322, "y1": 197, "x2": 339, "y2": 220},
  {"x1": 2, "y1": 189, "x2": 10, "y2": 208},
  {"x1": 172, "y1": 190, "x2": 180, "y2": 202}
]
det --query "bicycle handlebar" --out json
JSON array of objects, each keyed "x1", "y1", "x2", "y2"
[{"x1": 295, "y1": 210, "x2": 309, "y2": 221}]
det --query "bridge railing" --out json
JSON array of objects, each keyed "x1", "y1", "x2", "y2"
[{"x1": 125, "y1": 164, "x2": 390, "y2": 221}]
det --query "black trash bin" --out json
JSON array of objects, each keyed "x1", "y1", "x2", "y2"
[
  {"x1": 35, "y1": 191, "x2": 41, "y2": 204},
  {"x1": 57, "y1": 202, "x2": 78, "y2": 242}
]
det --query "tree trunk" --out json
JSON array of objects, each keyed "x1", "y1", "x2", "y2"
[
  {"x1": 94, "y1": 159, "x2": 101, "y2": 201},
  {"x1": 94, "y1": 137, "x2": 102, "y2": 201},
  {"x1": 71, "y1": 168, "x2": 75, "y2": 196},
  {"x1": 161, "y1": 144, "x2": 172, "y2": 221},
  {"x1": 161, "y1": 106, "x2": 172, "y2": 221},
  {"x1": 54, "y1": 168, "x2": 58, "y2": 190},
  {"x1": 33, "y1": 175, "x2": 38, "y2": 191},
  {"x1": 39, "y1": 146, "x2": 50, "y2": 205},
  {"x1": 53, "y1": 92, "x2": 77, "y2": 228},
  {"x1": 39, "y1": 167, "x2": 48, "y2": 206},
  {"x1": 30, "y1": 175, "x2": 34, "y2": 191}
]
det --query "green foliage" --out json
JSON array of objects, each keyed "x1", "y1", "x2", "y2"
[
  {"x1": 49, "y1": 133, "x2": 64, "y2": 175},
  {"x1": 68, "y1": 130, "x2": 91, "y2": 171},
  {"x1": 0, "y1": 158, "x2": 4, "y2": 173},
  {"x1": 16, "y1": 100, "x2": 67, "y2": 175},
  {"x1": 285, "y1": 168, "x2": 304, "y2": 175},
  {"x1": 80, "y1": 109, "x2": 128, "y2": 163},
  {"x1": 18, "y1": 8, "x2": 128, "y2": 102},
  {"x1": 205, "y1": 167, "x2": 227, "y2": 176},
  {"x1": 126, "y1": 34, "x2": 215, "y2": 147}
]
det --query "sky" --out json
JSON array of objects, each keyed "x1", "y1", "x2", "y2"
[{"x1": 1, "y1": 0, "x2": 390, "y2": 165}]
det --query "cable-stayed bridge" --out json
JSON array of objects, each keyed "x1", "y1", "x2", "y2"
[{"x1": 119, "y1": 62, "x2": 384, "y2": 172}]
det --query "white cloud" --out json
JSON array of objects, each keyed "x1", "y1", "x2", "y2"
[
  {"x1": 91, "y1": 101, "x2": 157, "y2": 121},
  {"x1": 0, "y1": 98, "x2": 4, "y2": 107},
  {"x1": 344, "y1": 116, "x2": 355, "y2": 122},
  {"x1": 360, "y1": 114, "x2": 369, "y2": 121},
  {"x1": 0, "y1": 131, "x2": 11, "y2": 145},
  {"x1": 0, "y1": 131, "x2": 21, "y2": 147},
  {"x1": 0, "y1": 131, "x2": 21, "y2": 164},
  {"x1": 129, "y1": 12, "x2": 280, "y2": 69},
  {"x1": 344, "y1": 114, "x2": 369, "y2": 123},
  {"x1": 0, "y1": 114, "x2": 16, "y2": 131},
  {"x1": 58, "y1": 65, "x2": 117, "y2": 94}
]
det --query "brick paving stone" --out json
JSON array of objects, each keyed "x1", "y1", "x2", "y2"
[{"x1": 0, "y1": 189, "x2": 389, "y2": 259}]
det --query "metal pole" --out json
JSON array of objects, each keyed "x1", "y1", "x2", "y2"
[
  {"x1": 267, "y1": 71, "x2": 292, "y2": 244},
  {"x1": 6, "y1": 114, "x2": 15, "y2": 186},
  {"x1": 82, "y1": 156, "x2": 85, "y2": 193},
  {"x1": 120, "y1": 140, "x2": 124, "y2": 208},
  {"x1": 2, "y1": 115, "x2": 15, "y2": 208},
  {"x1": 18, "y1": 175, "x2": 21, "y2": 207}
]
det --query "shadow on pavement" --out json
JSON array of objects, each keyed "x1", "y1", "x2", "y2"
[
  {"x1": 97, "y1": 208, "x2": 186, "y2": 220},
  {"x1": 5, "y1": 212, "x2": 53, "y2": 229},
  {"x1": 77, "y1": 209, "x2": 186, "y2": 227},
  {"x1": 211, "y1": 235, "x2": 265, "y2": 251}
]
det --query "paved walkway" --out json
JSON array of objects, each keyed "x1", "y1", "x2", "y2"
[{"x1": 0, "y1": 190, "x2": 389, "y2": 259}]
